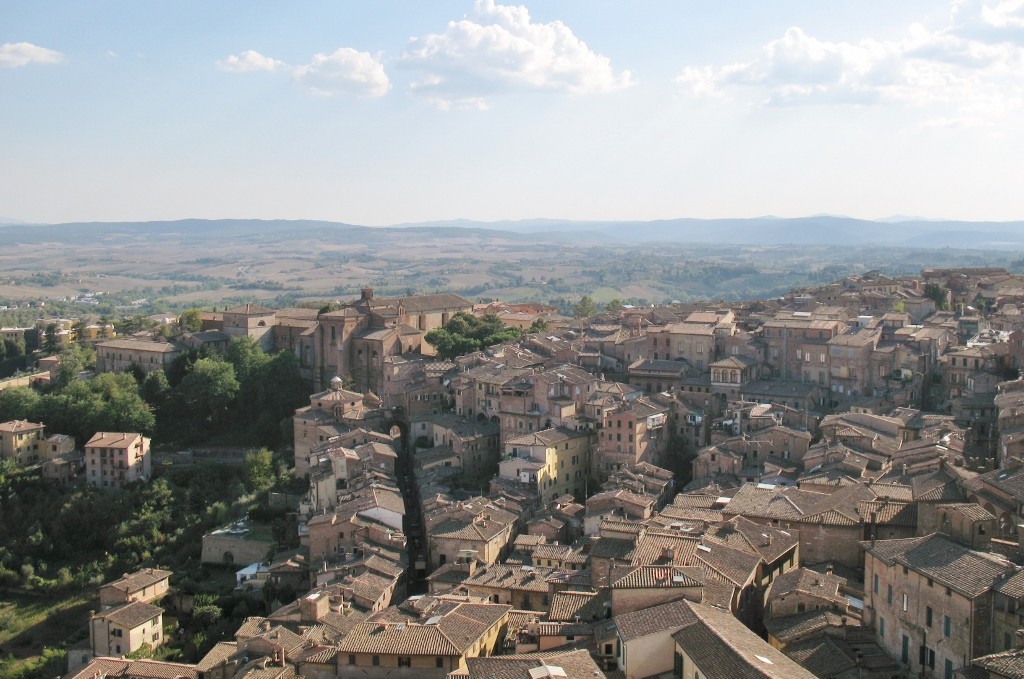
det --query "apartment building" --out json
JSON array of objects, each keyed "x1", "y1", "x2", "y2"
[
  {"x1": 95, "y1": 337, "x2": 180, "y2": 375},
  {"x1": 863, "y1": 533, "x2": 1015, "y2": 678},
  {"x1": 499, "y1": 427, "x2": 591, "y2": 502},
  {"x1": 85, "y1": 432, "x2": 151, "y2": 488},
  {"x1": 0, "y1": 419, "x2": 45, "y2": 464}
]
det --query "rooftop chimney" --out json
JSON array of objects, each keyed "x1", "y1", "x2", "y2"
[{"x1": 361, "y1": 287, "x2": 374, "y2": 302}]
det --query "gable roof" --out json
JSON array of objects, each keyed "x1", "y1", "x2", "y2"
[
  {"x1": 862, "y1": 533, "x2": 1015, "y2": 598},
  {"x1": 95, "y1": 601, "x2": 163, "y2": 629},
  {"x1": 671, "y1": 601, "x2": 818, "y2": 679},
  {"x1": 464, "y1": 649, "x2": 603, "y2": 679},
  {"x1": 102, "y1": 568, "x2": 172, "y2": 595},
  {"x1": 615, "y1": 599, "x2": 698, "y2": 642},
  {"x1": 339, "y1": 602, "x2": 510, "y2": 656}
]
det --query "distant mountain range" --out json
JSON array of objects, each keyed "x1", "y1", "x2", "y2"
[{"x1": 2, "y1": 216, "x2": 1023, "y2": 249}]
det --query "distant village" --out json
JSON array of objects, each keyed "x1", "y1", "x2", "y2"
[{"x1": 10, "y1": 267, "x2": 1024, "y2": 679}]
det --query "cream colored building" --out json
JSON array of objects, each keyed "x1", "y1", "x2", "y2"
[
  {"x1": 0, "y1": 419, "x2": 45, "y2": 464},
  {"x1": 337, "y1": 601, "x2": 511, "y2": 678},
  {"x1": 85, "y1": 432, "x2": 151, "y2": 488},
  {"x1": 99, "y1": 568, "x2": 172, "y2": 609},
  {"x1": 89, "y1": 601, "x2": 164, "y2": 657},
  {"x1": 95, "y1": 337, "x2": 180, "y2": 375},
  {"x1": 500, "y1": 427, "x2": 591, "y2": 503}
]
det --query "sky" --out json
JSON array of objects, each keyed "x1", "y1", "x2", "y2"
[{"x1": 2, "y1": 0, "x2": 1023, "y2": 226}]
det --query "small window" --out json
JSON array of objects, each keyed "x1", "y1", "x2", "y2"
[
  {"x1": 348, "y1": 655, "x2": 356, "y2": 665},
  {"x1": 372, "y1": 656, "x2": 380, "y2": 666},
  {"x1": 436, "y1": 657, "x2": 445, "y2": 668}
]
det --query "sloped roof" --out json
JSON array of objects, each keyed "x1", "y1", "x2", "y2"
[
  {"x1": 95, "y1": 601, "x2": 163, "y2": 628},
  {"x1": 671, "y1": 601, "x2": 818, "y2": 679},
  {"x1": 614, "y1": 599, "x2": 698, "y2": 642},
  {"x1": 862, "y1": 533, "x2": 1015, "y2": 598},
  {"x1": 764, "y1": 610, "x2": 849, "y2": 645},
  {"x1": 782, "y1": 635, "x2": 859, "y2": 678},
  {"x1": 102, "y1": 568, "x2": 172, "y2": 595},
  {"x1": 339, "y1": 602, "x2": 510, "y2": 656},
  {"x1": 766, "y1": 568, "x2": 848, "y2": 607},
  {"x1": 547, "y1": 589, "x2": 610, "y2": 622},
  {"x1": 611, "y1": 565, "x2": 703, "y2": 590},
  {"x1": 970, "y1": 647, "x2": 1024, "y2": 678},
  {"x1": 464, "y1": 649, "x2": 603, "y2": 679}
]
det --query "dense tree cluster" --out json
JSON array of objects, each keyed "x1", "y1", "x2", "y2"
[
  {"x1": 0, "y1": 372, "x2": 153, "y2": 445},
  {"x1": 424, "y1": 313, "x2": 524, "y2": 360},
  {"x1": 0, "y1": 461, "x2": 245, "y2": 593},
  {"x1": 0, "y1": 336, "x2": 308, "y2": 449},
  {"x1": 0, "y1": 335, "x2": 30, "y2": 378}
]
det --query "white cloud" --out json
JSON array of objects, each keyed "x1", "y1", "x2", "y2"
[
  {"x1": 293, "y1": 48, "x2": 390, "y2": 97},
  {"x1": 676, "y1": 1, "x2": 1024, "y2": 118},
  {"x1": 0, "y1": 42, "x2": 64, "y2": 68},
  {"x1": 952, "y1": 0, "x2": 1024, "y2": 44},
  {"x1": 401, "y1": 0, "x2": 632, "y2": 107},
  {"x1": 218, "y1": 49, "x2": 284, "y2": 72},
  {"x1": 219, "y1": 47, "x2": 389, "y2": 98}
]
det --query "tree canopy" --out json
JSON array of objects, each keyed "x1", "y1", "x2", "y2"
[
  {"x1": 425, "y1": 313, "x2": 523, "y2": 360},
  {"x1": 573, "y1": 295, "x2": 597, "y2": 318},
  {"x1": 2, "y1": 335, "x2": 307, "y2": 450}
]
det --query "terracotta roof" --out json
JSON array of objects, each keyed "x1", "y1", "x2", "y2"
[
  {"x1": 857, "y1": 500, "x2": 917, "y2": 527},
  {"x1": 693, "y1": 539, "x2": 762, "y2": 588},
  {"x1": 766, "y1": 568, "x2": 848, "y2": 608},
  {"x1": 505, "y1": 427, "x2": 586, "y2": 447},
  {"x1": 996, "y1": 570, "x2": 1024, "y2": 599},
  {"x1": 782, "y1": 635, "x2": 859, "y2": 678},
  {"x1": 462, "y1": 564, "x2": 553, "y2": 593},
  {"x1": 464, "y1": 648, "x2": 603, "y2": 679},
  {"x1": 86, "y1": 431, "x2": 146, "y2": 449},
  {"x1": 224, "y1": 303, "x2": 276, "y2": 315},
  {"x1": 294, "y1": 644, "x2": 339, "y2": 665},
  {"x1": 612, "y1": 565, "x2": 703, "y2": 590},
  {"x1": 94, "y1": 601, "x2": 162, "y2": 629},
  {"x1": 970, "y1": 647, "x2": 1024, "y2": 678},
  {"x1": 338, "y1": 602, "x2": 510, "y2": 656},
  {"x1": 629, "y1": 532, "x2": 699, "y2": 566},
  {"x1": 704, "y1": 516, "x2": 799, "y2": 564},
  {"x1": 370, "y1": 293, "x2": 472, "y2": 313},
  {"x1": 95, "y1": 338, "x2": 181, "y2": 352},
  {"x1": 614, "y1": 599, "x2": 699, "y2": 642},
  {"x1": 547, "y1": 589, "x2": 609, "y2": 622},
  {"x1": 66, "y1": 658, "x2": 200, "y2": 679},
  {"x1": 671, "y1": 601, "x2": 818, "y2": 679},
  {"x1": 196, "y1": 641, "x2": 240, "y2": 672},
  {"x1": 940, "y1": 502, "x2": 996, "y2": 522},
  {"x1": 863, "y1": 533, "x2": 1015, "y2": 598},
  {"x1": 764, "y1": 610, "x2": 849, "y2": 644},
  {"x1": 0, "y1": 419, "x2": 44, "y2": 433},
  {"x1": 103, "y1": 568, "x2": 172, "y2": 595}
]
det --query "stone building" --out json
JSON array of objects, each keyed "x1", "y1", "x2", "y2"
[{"x1": 862, "y1": 533, "x2": 1016, "y2": 678}]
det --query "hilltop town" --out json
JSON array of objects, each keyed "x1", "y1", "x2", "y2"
[{"x1": 7, "y1": 267, "x2": 1024, "y2": 678}]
